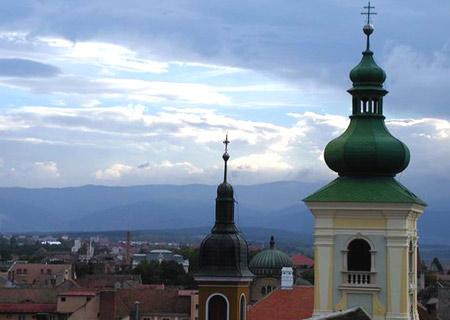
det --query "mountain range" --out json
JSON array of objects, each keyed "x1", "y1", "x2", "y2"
[{"x1": 0, "y1": 179, "x2": 447, "y2": 244}]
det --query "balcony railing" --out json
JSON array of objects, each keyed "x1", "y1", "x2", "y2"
[{"x1": 342, "y1": 271, "x2": 376, "y2": 287}]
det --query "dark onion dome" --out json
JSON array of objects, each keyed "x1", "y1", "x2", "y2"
[
  {"x1": 196, "y1": 136, "x2": 253, "y2": 279},
  {"x1": 324, "y1": 23, "x2": 410, "y2": 177},
  {"x1": 249, "y1": 236, "x2": 293, "y2": 277}
]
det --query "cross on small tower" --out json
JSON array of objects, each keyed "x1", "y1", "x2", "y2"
[
  {"x1": 361, "y1": 1, "x2": 377, "y2": 25},
  {"x1": 222, "y1": 133, "x2": 230, "y2": 182},
  {"x1": 223, "y1": 133, "x2": 230, "y2": 153}
]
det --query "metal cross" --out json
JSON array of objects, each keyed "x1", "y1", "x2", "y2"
[
  {"x1": 361, "y1": 1, "x2": 377, "y2": 24},
  {"x1": 223, "y1": 133, "x2": 230, "y2": 153}
]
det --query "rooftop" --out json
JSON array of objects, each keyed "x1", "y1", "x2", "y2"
[
  {"x1": 304, "y1": 176, "x2": 425, "y2": 205},
  {"x1": 0, "y1": 302, "x2": 56, "y2": 313},
  {"x1": 291, "y1": 254, "x2": 314, "y2": 266},
  {"x1": 248, "y1": 286, "x2": 313, "y2": 320}
]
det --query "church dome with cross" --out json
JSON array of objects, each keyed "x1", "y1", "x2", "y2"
[{"x1": 249, "y1": 236, "x2": 293, "y2": 277}]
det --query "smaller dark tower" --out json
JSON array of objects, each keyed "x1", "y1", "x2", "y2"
[{"x1": 195, "y1": 135, "x2": 253, "y2": 320}]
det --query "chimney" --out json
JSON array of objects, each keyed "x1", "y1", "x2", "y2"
[
  {"x1": 99, "y1": 290, "x2": 116, "y2": 320},
  {"x1": 281, "y1": 267, "x2": 294, "y2": 290},
  {"x1": 126, "y1": 231, "x2": 131, "y2": 266},
  {"x1": 134, "y1": 301, "x2": 140, "y2": 320}
]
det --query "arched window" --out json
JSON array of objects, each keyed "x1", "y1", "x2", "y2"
[
  {"x1": 240, "y1": 295, "x2": 246, "y2": 320},
  {"x1": 267, "y1": 285, "x2": 272, "y2": 293},
  {"x1": 409, "y1": 241, "x2": 414, "y2": 273},
  {"x1": 261, "y1": 287, "x2": 266, "y2": 296},
  {"x1": 347, "y1": 239, "x2": 371, "y2": 271},
  {"x1": 207, "y1": 294, "x2": 228, "y2": 320}
]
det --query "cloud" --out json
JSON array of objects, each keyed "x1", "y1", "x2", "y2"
[
  {"x1": 0, "y1": 75, "x2": 232, "y2": 105},
  {"x1": 0, "y1": 58, "x2": 60, "y2": 78},
  {"x1": 32, "y1": 161, "x2": 60, "y2": 178},
  {"x1": 93, "y1": 161, "x2": 204, "y2": 184},
  {"x1": 5, "y1": 161, "x2": 61, "y2": 187},
  {"x1": 231, "y1": 152, "x2": 292, "y2": 172},
  {"x1": 383, "y1": 45, "x2": 450, "y2": 117},
  {"x1": 0, "y1": 104, "x2": 446, "y2": 187},
  {"x1": 40, "y1": 38, "x2": 169, "y2": 74}
]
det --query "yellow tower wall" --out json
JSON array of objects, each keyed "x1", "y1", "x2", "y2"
[{"x1": 198, "y1": 280, "x2": 251, "y2": 320}]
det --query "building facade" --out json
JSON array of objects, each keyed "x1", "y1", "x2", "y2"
[{"x1": 303, "y1": 17, "x2": 425, "y2": 320}]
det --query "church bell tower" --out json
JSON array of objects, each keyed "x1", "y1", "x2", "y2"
[
  {"x1": 195, "y1": 135, "x2": 253, "y2": 320},
  {"x1": 303, "y1": 4, "x2": 426, "y2": 320}
]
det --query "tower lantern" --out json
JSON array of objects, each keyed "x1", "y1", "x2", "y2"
[{"x1": 303, "y1": 4, "x2": 425, "y2": 320}]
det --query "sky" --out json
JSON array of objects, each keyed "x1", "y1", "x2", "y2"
[{"x1": 0, "y1": 0, "x2": 448, "y2": 191}]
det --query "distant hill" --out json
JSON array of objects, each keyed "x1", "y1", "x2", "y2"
[{"x1": 0, "y1": 180, "x2": 447, "y2": 244}]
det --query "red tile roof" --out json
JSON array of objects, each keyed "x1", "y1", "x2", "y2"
[
  {"x1": 138, "y1": 284, "x2": 165, "y2": 290},
  {"x1": 116, "y1": 288, "x2": 191, "y2": 317},
  {"x1": 59, "y1": 290, "x2": 97, "y2": 296},
  {"x1": 291, "y1": 254, "x2": 314, "y2": 266},
  {"x1": 249, "y1": 286, "x2": 314, "y2": 320},
  {"x1": 0, "y1": 288, "x2": 58, "y2": 303},
  {"x1": 0, "y1": 303, "x2": 56, "y2": 313},
  {"x1": 178, "y1": 290, "x2": 198, "y2": 296}
]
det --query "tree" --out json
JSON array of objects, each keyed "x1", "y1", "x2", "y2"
[
  {"x1": 177, "y1": 247, "x2": 199, "y2": 274},
  {"x1": 301, "y1": 268, "x2": 314, "y2": 285},
  {"x1": 132, "y1": 260, "x2": 195, "y2": 288}
]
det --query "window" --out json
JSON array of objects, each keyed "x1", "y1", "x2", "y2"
[
  {"x1": 409, "y1": 241, "x2": 414, "y2": 273},
  {"x1": 267, "y1": 286, "x2": 272, "y2": 293},
  {"x1": 347, "y1": 239, "x2": 371, "y2": 271},
  {"x1": 240, "y1": 295, "x2": 246, "y2": 320},
  {"x1": 207, "y1": 294, "x2": 228, "y2": 320},
  {"x1": 261, "y1": 287, "x2": 266, "y2": 296},
  {"x1": 47, "y1": 269, "x2": 52, "y2": 275},
  {"x1": 61, "y1": 297, "x2": 66, "y2": 302},
  {"x1": 19, "y1": 316, "x2": 25, "y2": 320}
]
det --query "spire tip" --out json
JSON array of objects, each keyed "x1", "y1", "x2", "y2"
[{"x1": 222, "y1": 133, "x2": 230, "y2": 182}]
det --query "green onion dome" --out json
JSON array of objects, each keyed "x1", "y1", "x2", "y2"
[
  {"x1": 349, "y1": 50, "x2": 386, "y2": 87},
  {"x1": 249, "y1": 236, "x2": 293, "y2": 277},
  {"x1": 323, "y1": 23, "x2": 410, "y2": 177}
]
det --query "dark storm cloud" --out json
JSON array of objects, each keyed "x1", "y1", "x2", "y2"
[
  {"x1": 0, "y1": 1, "x2": 449, "y2": 117},
  {"x1": 0, "y1": 58, "x2": 60, "y2": 78}
]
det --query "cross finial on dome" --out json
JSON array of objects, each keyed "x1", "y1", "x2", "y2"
[
  {"x1": 361, "y1": 2, "x2": 377, "y2": 51},
  {"x1": 361, "y1": 2, "x2": 376, "y2": 25},
  {"x1": 222, "y1": 133, "x2": 230, "y2": 182},
  {"x1": 270, "y1": 235, "x2": 275, "y2": 249}
]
